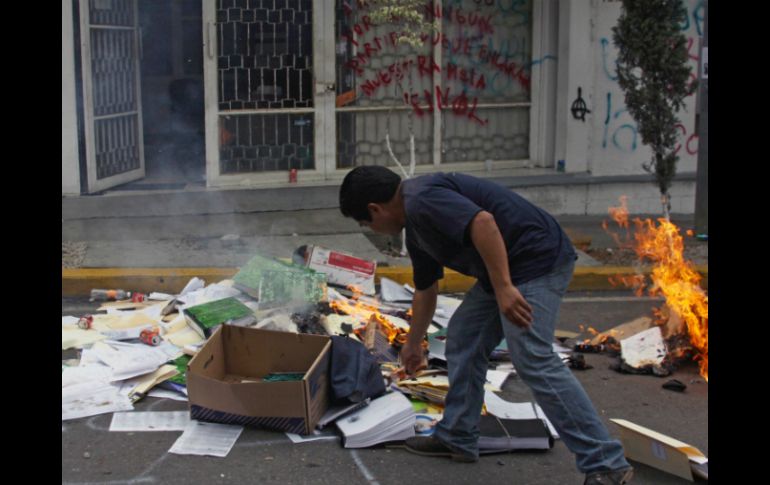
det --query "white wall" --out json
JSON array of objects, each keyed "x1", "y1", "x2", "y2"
[
  {"x1": 62, "y1": 0, "x2": 80, "y2": 195},
  {"x1": 587, "y1": 0, "x2": 704, "y2": 176},
  {"x1": 517, "y1": 180, "x2": 696, "y2": 215}
]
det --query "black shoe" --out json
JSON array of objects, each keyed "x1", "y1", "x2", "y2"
[
  {"x1": 583, "y1": 466, "x2": 634, "y2": 484},
  {"x1": 404, "y1": 436, "x2": 478, "y2": 463}
]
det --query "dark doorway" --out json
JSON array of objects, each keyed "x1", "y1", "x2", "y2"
[{"x1": 136, "y1": 0, "x2": 205, "y2": 188}]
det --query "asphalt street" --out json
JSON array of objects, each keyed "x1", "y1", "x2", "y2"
[{"x1": 62, "y1": 292, "x2": 708, "y2": 485}]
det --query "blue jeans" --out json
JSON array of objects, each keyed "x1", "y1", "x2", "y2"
[{"x1": 432, "y1": 260, "x2": 629, "y2": 473}]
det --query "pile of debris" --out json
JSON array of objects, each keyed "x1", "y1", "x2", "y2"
[
  {"x1": 570, "y1": 305, "x2": 704, "y2": 383},
  {"x1": 62, "y1": 245, "x2": 707, "y2": 479},
  {"x1": 62, "y1": 246, "x2": 566, "y2": 457}
]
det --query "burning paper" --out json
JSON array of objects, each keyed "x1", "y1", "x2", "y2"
[
  {"x1": 620, "y1": 326, "x2": 667, "y2": 369},
  {"x1": 604, "y1": 196, "x2": 708, "y2": 380}
]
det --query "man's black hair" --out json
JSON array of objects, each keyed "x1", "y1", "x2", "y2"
[{"x1": 339, "y1": 166, "x2": 402, "y2": 222}]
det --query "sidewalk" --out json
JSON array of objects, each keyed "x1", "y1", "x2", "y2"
[{"x1": 61, "y1": 212, "x2": 707, "y2": 296}]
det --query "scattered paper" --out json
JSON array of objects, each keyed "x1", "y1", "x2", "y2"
[
  {"x1": 485, "y1": 369, "x2": 511, "y2": 391},
  {"x1": 483, "y1": 391, "x2": 559, "y2": 439},
  {"x1": 168, "y1": 421, "x2": 243, "y2": 457},
  {"x1": 110, "y1": 411, "x2": 190, "y2": 432},
  {"x1": 149, "y1": 292, "x2": 175, "y2": 301},
  {"x1": 620, "y1": 327, "x2": 666, "y2": 368},
  {"x1": 62, "y1": 381, "x2": 133, "y2": 421},
  {"x1": 100, "y1": 325, "x2": 154, "y2": 341},
  {"x1": 62, "y1": 327, "x2": 107, "y2": 350},
  {"x1": 62, "y1": 316, "x2": 79, "y2": 326},
  {"x1": 91, "y1": 341, "x2": 172, "y2": 382},
  {"x1": 380, "y1": 277, "x2": 414, "y2": 302},
  {"x1": 147, "y1": 388, "x2": 189, "y2": 402},
  {"x1": 286, "y1": 428, "x2": 339, "y2": 443},
  {"x1": 180, "y1": 277, "x2": 205, "y2": 296},
  {"x1": 117, "y1": 364, "x2": 179, "y2": 401}
]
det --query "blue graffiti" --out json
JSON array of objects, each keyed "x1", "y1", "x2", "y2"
[
  {"x1": 678, "y1": 0, "x2": 705, "y2": 36},
  {"x1": 600, "y1": 38, "x2": 618, "y2": 81},
  {"x1": 603, "y1": 92, "x2": 638, "y2": 152}
]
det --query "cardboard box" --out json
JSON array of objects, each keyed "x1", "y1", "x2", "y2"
[
  {"x1": 307, "y1": 246, "x2": 376, "y2": 295},
  {"x1": 187, "y1": 325, "x2": 331, "y2": 435},
  {"x1": 611, "y1": 419, "x2": 708, "y2": 481}
]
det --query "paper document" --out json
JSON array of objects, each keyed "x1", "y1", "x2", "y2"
[
  {"x1": 147, "y1": 388, "x2": 188, "y2": 401},
  {"x1": 380, "y1": 277, "x2": 414, "y2": 302},
  {"x1": 180, "y1": 277, "x2": 205, "y2": 295},
  {"x1": 168, "y1": 421, "x2": 243, "y2": 457},
  {"x1": 117, "y1": 364, "x2": 179, "y2": 401},
  {"x1": 62, "y1": 381, "x2": 133, "y2": 421},
  {"x1": 62, "y1": 316, "x2": 79, "y2": 326},
  {"x1": 62, "y1": 328, "x2": 107, "y2": 350},
  {"x1": 100, "y1": 325, "x2": 154, "y2": 341},
  {"x1": 484, "y1": 391, "x2": 559, "y2": 439},
  {"x1": 286, "y1": 428, "x2": 339, "y2": 443},
  {"x1": 91, "y1": 341, "x2": 173, "y2": 382},
  {"x1": 485, "y1": 369, "x2": 510, "y2": 391},
  {"x1": 110, "y1": 411, "x2": 190, "y2": 432}
]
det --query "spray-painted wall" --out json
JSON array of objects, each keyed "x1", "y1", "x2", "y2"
[{"x1": 588, "y1": 0, "x2": 704, "y2": 176}]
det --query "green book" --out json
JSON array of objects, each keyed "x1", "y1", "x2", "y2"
[
  {"x1": 183, "y1": 297, "x2": 255, "y2": 338},
  {"x1": 168, "y1": 355, "x2": 191, "y2": 385},
  {"x1": 233, "y1": 253, "x2": 326, "y2": 308}
]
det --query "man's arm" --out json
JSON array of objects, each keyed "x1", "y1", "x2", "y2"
[
  {"x1": 469, "y1": 211, "x2": 533, "y2": 328},
  {"x1": 400, "y1": 281, "x2": 438, "y2": 375}
]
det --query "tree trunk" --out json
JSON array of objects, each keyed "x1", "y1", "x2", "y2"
[{"x1": 660, "y1": 191, "x2": 671, "y2": 220}]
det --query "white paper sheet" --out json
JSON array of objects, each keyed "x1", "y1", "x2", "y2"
[
  {"x1": 485, "y1": 369, "x2": 511, "y2": 391},
  {"x1": 483, "y1": 391, "x2": 560, "y2": 439},
  {"x1": 147, "y1": 388, "x2": 189, "y2": 402},
  {"x1": 380, "y1": 277, "x2": 414, "y2": 302},
  {"x1": 62, "y1": 328, "x2": 108, "y2": 350},
  {"x1": 62, "y1": 316, "x2": 79, "y2": 326},
  {"x1": 110, "y1": 411, "x2": 190, "y2": 432},
  {"x1": 620, "y1": 326, "x2": 666, "y2": 368},
  {"x1": 168, "y1": 421, "x2": 243, "y2": 457},
  {"x1": 91, "y1": 341, "x2": 172, "y2": 382},
  {"x1": 100, "y1": 325, "x2": 154, "y2": 341},
  {"x1": 285, "y1": 428, "x2": 339, "y2": 443},
  {"x1": 62, "y1": 381, "x2": 134, "y2": 421},
  {"x1": 180, "y1": 277, "x2": 205, "y2": 296},
  {"x1": 62, "y1": 364, "x2": 113, "y2": 388}
]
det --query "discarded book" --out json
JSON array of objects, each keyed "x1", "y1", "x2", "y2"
[
  {"x1": 183, "y1": 297, "x2": 255, "y2": 339},
  {"x1": 305, "y1": 245, "x2": 376, "y2": 296},
  {"x1": 336, "y1": 391, "x2": 415, "y2": 448},
  {"x1": 478, "y1": 415, "x2": 554, "y2": 453},
  {"x1": 610, "y1": 419, "x2": 708, "y2": 481},
  {"x1": 233, "y1": 253, "x2": 327, "y2": 307}
]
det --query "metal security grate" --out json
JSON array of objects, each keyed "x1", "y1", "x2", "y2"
[
  {"x1": 220, "y1": 113, "x2": 313, "y2": 173},
  {"x1": 95, "y1": 115, "x2": 141, "y2": 179},
  {"x1": 89, "y1": 0, "x2": 134, "y2": 27},
  {"x1": 216, "y1": 0, "x2": 313, "y2": 110},
  {"x1": 337, "y1": 111, "x2": 433, "y2": 169},
  {"x1": 90, "y1": 29, "x2": 137, "y2": 117}
]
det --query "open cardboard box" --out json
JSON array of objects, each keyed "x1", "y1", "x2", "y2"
[{"x1": 187, "y1": 325, "x2": 331, "y2": 435}]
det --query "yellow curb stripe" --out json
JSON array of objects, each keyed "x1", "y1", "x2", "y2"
[{"x1": 62, "y1": 265, "x2": 707, "y2": 297}]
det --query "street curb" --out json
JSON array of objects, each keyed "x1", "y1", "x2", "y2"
[{"x1": 62, "y1": 265, "x2": 708, "y2": 297}]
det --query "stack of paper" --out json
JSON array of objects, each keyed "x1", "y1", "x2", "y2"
[{"x1": 336, "y1": 392, "x2": 415, "y2": 448}]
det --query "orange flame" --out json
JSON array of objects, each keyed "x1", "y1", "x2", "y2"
[
  {"x1": 604, "y1": 197, "x2": 708, "y2": 381},
  {"x1": 331, "y1": 285, "x2": 418, "y2": 347}
]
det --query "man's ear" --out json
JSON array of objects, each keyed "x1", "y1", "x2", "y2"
[{"x1": 367, "y1": 202, "x2": 382, "y2": 216}]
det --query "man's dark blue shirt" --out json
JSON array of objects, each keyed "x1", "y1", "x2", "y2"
[{"x1": 401, "y1": 172, "x2": 577, "y2": 292}]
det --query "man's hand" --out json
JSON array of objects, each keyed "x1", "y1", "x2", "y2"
[
  {"x1": 399, "y1": 340, "x2": 427, "y2": 377},
  {"x1": 495, "y1": 283, "x2": 533, "y2": 329}
]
